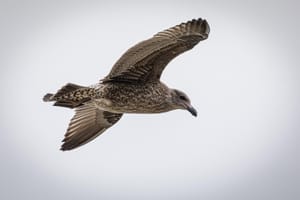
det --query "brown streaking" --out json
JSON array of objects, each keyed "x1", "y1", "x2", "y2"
[{"x1": 43, "y1": 18, "x2": 210, "y2": 151}]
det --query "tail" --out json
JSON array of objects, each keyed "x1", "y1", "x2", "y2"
[
  {"x1": 43, "y1": 93, "x2": 54, "y2": 102},
  {"x1": 43, "y1": 83, "x2": 93, "y2": 108}
]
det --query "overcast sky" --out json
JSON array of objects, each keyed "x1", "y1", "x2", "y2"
[{"x1": 0, "y1": 0, "x2": 299, "y2": 200}]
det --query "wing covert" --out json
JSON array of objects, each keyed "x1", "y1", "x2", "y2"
[{"x1": 102, "y1": 18, "x2": 210, "y2": 83}]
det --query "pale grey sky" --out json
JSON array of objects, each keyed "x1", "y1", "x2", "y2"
[{"x1": 0, "y1": 0, "x2": 299, "y2": 200}]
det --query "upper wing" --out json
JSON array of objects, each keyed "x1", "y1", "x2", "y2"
[
  {"x1": 102, "y1": 18, "x2": 210, "y2": 83},
  {"x1": 61, "y1": 104, "x2": 122, "y2": 151}
]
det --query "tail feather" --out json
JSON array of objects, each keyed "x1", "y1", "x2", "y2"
[
  {"x1": 53, "y1": 83, "x2": 86, "y2": 98},
  {"x1": 43, "y1": 93, "x2": 54, "y2": 102},
  {"x1": 43, "y1": 83, "x2": 92, "y2": 109}
]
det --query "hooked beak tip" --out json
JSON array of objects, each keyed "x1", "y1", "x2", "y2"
[{"x1": 187, "y1": 106, "x2": 197, "y2": 117}]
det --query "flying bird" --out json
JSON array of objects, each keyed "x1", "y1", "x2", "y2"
[{"x1": 43, "y1": 18, "x2": 210, "y2": 151}]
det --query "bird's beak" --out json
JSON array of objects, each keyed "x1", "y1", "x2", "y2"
[{"x1": 187, "y1": 105, "x2": 197, "y2": 117}]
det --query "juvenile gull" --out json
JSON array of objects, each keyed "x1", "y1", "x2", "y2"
[{"x1": 43, "y1": 18, "x2": 210, "y2": 151}]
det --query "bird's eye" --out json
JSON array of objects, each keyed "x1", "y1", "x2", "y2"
[{"x1": 179, "y1": 95, "x2": 187, "y2": 101}]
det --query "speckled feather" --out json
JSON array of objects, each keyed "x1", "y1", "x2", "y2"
[
  {"x1": 43, "y1": 18, "x2": 210, "y2": 150},
  {"x1": 95, "y1": 82, "x2": 172, "y2": 113}
]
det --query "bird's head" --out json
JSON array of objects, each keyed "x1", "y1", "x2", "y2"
[{"x1": 170, "y1": 89, "x2": 197, "y2": 117}]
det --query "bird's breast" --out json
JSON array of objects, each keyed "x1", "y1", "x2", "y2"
[{"x1": 96, "y1": 82, "x2": 172, "y2": 113}]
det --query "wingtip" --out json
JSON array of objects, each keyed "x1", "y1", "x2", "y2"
[
  {"x1": 185, "y1": 18, "x2": 210, "y2": 39},
  {"x1": 60, "y1": 138, "x2": 74, "y2": 151},
  {"x1": 196, "y1": 18, "x2": 210, "y2": 39},
  {"x1": 60, "y1": 143, "x2": 72, "y2": 151},
  {"x1": 201, "y1": 19, "x2": 210, "y2": 37},
  {"x1": 60, "y1": 147, "x2": 67, "y2": 151}
]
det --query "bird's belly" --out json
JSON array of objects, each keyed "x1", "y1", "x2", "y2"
[
  {"x1": 95, "y1": 99, "x2": 170, "y2": 114},
  {"x1": 112, "y1": 103, "x2": 171, "y2": 114},
  {"x1": 95, "y1": 82, "x2": 171, "y2": 114}
]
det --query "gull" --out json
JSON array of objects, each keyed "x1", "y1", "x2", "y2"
[{"x1": 43, "y1": 18, "x2": 210, "y2": 151}]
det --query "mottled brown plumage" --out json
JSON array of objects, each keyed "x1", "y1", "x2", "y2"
[{"x1": 43, "y1": 18, "x2": 210, "y2": 151}]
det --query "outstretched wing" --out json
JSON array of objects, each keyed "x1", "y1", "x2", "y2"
[
  {"x1": 61, "y1": 104, "x2": 122, "y2": 151},
  {"x1": 102, "y1": 18, "x2": 210, "y2": 83}
]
